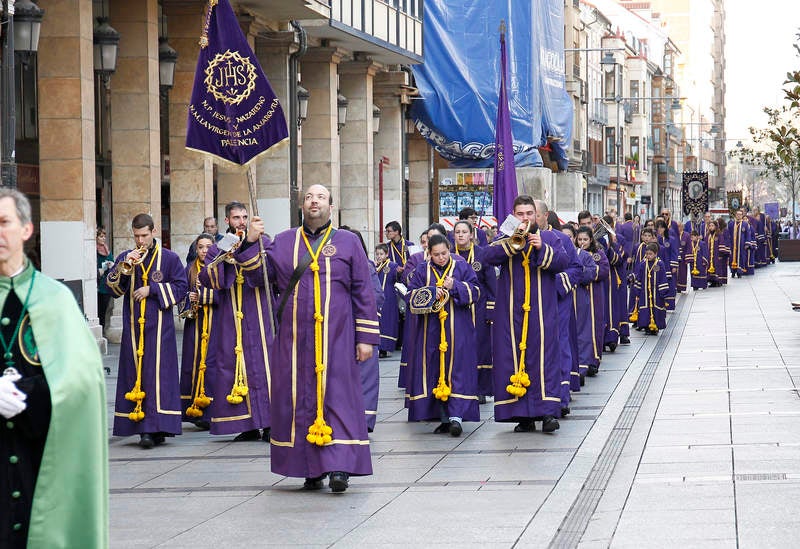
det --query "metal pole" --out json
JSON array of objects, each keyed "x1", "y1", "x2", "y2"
[
  {"x1": 1, "y1": 0, "x2": 17, "y2": 188},
  {"x1": 246, "y1": 165, "x2": 276, "y2": 337},
  {"x1": 616, "y1": 96, "x2": 621, "y2": 217}
]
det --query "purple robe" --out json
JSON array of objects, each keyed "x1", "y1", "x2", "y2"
[
  {"x1": 629, "y1": 242, "x2": 647, "y2": 316},
  {"x1": 749, "y1": 214, "x2": 768, "y2": 267},
  {"x1": 179, "y1": 263, "x2": 218, "y2": 422},
  {"x1": 387, "y1": 238, "x2": 414, "y2": 266},
  {"x1": 199, "y1": 236, "x2": 273, "y2": 436},
  {"x1": 705, "y1": 230, "x2": 730, "y2": 285},
  {"x1": 632, "y1": 258, "x2": 669, "y2": 330},
  {"x1": 657, "y1": 233, "x2": 678, "y2": 310},
  {"x1": 361, "y1": 260, "x2": 384, "y2": 432},
  {"x1": 262, "y1": 226, "x2": 379, "y2": 479},
  {"x1": 406, "y1": 258, "x2": 481, "y2": 422},
  {"x1": 676, "y1": 230, "x2": 692, "y2": 293},
  {"x1": 600, "y1": 238, "x2": 628, "y2": 344},
  {"x1": 397, "y1": 251, "x2": 425, "y2": 388},
  {"x1": 549, "y1": 229, "x2": 582, "y2": 407},
  {"x1": 106, "y1": 244, "x2": 187, "y2": 436},
  {"x1": 686, "y1": 240, "x2": 710, "y2": 289},
  {"x1": 727, "y1": 220, "x2": 753, "y2": 276},
  {"x1": 484, "y1": 232, "x2": 568, "y2": 421},
  {"x1": 376, "y1": 260, "x2": 400, "y2": 352},
  {"x1": 575, "y1": 249, "x2": 608, "y2": 374},
  {"x1": 456, "y1": 244, "x2": 496, "y2": 397}
]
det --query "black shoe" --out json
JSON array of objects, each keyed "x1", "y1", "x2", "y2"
[
  {"x1": 329, "y1": 471, "x2": 349, "y2": 493},
  {"x1": 606, "y1": 342, "x2": 617, "y2": 353},
  {"x1": 233, "y1": 429, "x2": 261, "y2": 442},
  {"x1": 379, "y1": 350, "x2": 389, "y2": 358},
  {"x1": 261, "y1": 428, "x2": 271, "y2": 442},
  {"x1": 433, "y1": 422, "x2": 451, "y2": 434},
  {"x1": 303, "y1": 475, "x2": 326, "y2": 490},
  {"x1": 560, "y1": 407, "x2": 570, "y2": 418},
  {"x1": 153, "y1": 433, "x2": 166, "y2": 445},
  {"x1": 139, "y1": 433, "x2": 155, "y2": 449},
  {"x1": 620, "y1": 335, "x2": 630, "y2": 345},
  {"x1": 541, "y1": 415, "x2": 560, "y2": 433},
  {"x1": 478, "y1": 395, "x2": 487, "y2": 404},
  {"x1": 579, "y1": 373, "x2": 585, "y2": 387},
  {"x1": 513, "y1": 420, "x2": 535, "y2": 432},
  {"x1": 367, "y1": 427, "x2": 374, "y2": 433},
  {"x1": 587, "y1": 365, "x2": 599, "y2": 377},
  {"x1": 449, "y1": 420, "x2": 463, "y2": 437},
  {"x1": 194, "y1": 420, "x2": 211, "y2": 431}
]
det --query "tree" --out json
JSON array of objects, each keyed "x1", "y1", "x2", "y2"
[{"x1": 731, "y1": 31, "x2": 800, "y2": 238}]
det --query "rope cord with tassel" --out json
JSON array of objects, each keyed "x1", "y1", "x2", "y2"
[
  {"x1": 691, "y1": 241, "x2": 700, "y2": 276},
  {"x1": 507, "y1": 246, "x2": 533, "y2": 397},
  {"x1": 226, "y1": 268, "x2": 249, "y2": 405},
  {"x1": 430, "y1": 258, "x2": 455, "y2": 401},
  {"x1": 302, "y1": 225, "x2": 335, "y2": 446},
  {"x1": 708, "y1": 233, "x2": 717, "y2": 274},
  {"x1": 125, "y1": 243, "x2": 159, "y2": 422},
  {"x1": 187, "y1": 259, "x2": 212, "y2": 417}
]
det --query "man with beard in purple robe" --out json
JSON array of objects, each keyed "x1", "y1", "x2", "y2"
[
  {"x1": 199, "y1": 202, "x2": 272, "y2": 443},
  {"x1": 483, "y1": 195, "x2": 568, "y2": 434},
  {"x1": 106, "y1": 214, "x2": 187, "y2": 449},
  {"x1": 250, "y1": 184, "x2": 379, "y2": 493}
]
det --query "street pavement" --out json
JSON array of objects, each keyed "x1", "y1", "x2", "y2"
[{"x1": 107, "y1": 261, "x2": 800, "y2": 548}]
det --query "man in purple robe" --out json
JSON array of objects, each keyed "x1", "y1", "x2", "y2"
[
  {"x1": 599, "y1": 216, "x2": 628, "y2": 350},
  {"x1": 727, "y1": 209, "x2": 753, "y2": 278},
  {"x1": 661, "y1": 208, "x2": 681, "y2": 241},
  {"x1": 749, "y1": 207, "x2": 768, "y2": 268},
  {"x1": 676, "y1": 225, "x2": 693, "y2": 293},
  {"x1": 106, "y1": 214, "x2": 187, "y2": 448},
  {"x1": 199, "y1": 202, "x2": 273, "y2": 442},
  {"x1": 254, "y1": 184, "x2": 379, "y2": 493},
  {"x1": 484, "y1": 195, "x2": 568, "y2": 433},
  {"x1": 537, "y1": 203, "x2": 582, "y2": 416}
]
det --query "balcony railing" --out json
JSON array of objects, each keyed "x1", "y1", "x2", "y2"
[{"x1": 330, "y1": 0, "x2": 423, "y2": 61}]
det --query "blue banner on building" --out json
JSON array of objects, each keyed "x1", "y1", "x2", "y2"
[
  {"x1": 411, "y1": 0, "x2": 573, "y2": 169},
  {"x1": 185, "y1": 0, "x2": 288, "y2": 166}
]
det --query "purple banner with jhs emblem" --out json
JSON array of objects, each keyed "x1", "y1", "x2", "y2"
[{"x1": 185, "y1": 0, "x2": 288, "y2": 166}]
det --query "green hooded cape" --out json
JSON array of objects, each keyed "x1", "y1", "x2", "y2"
[{"x1": 5, "y1": 264, "x2": 109, "y2": 548}]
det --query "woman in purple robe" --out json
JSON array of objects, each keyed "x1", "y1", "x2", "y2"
[
  {"x1": 686, "y1": 231, "x2": 710, "y2": 290},
  {"x1": 453, "y1": 221, "x2": 496, "y2": 402},
  {"x1": 397, "y1": 230, "x2": 430, "y2": 388},
  {"x1": 705, "y1": 219, "x2": 729, "y2": 286},
  {"x1": 631, "y1": 243, "x2": 669, "y2": 334},
  {"x1": 574, "y1": 227, "x2": 609, "y2": 378},
  {"x1": 655, "y1": 220, "x2": 678, "y2": 310},
  {"x1": 179, "y1": 234, "x2": 217, "y2": 429},
  {"x1": 406, "y1": 234, "x2": 480, "y2": 436},
  {"x1": 374, "y1": 244, "x2": 399, "y2": 358},
  {"x1": 483, "y1": 195, "x2": 569, "y2": 434},
  {"x1": 105, "y1": 214, "x2": 187, "y2": 448}
]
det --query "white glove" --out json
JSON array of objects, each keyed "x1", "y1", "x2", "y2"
[{"x1": 0, "y1": 375, "x2": 27, "y2": 419}]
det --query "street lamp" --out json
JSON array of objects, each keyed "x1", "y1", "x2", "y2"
[
  {"x1": 296, "y1": 84, "x2": 309, "y2": 127},
  {"x1": 337, "y1": 93, "x2": 348, "y2": 134},
  {"x1": 601, "y1": 53, "x2": 623, "y2": 216},
  {"x1": 1, "y1": 0, "x2": 45, "y2": 188},
  {"x1": 93, "y1": 16, "x2": 121, "y2": 82},
  {"x1": 372, "y1": 104, "x2": 381, "y2": 134},
  {"x1": 158, "y1": 37, "x2": 178, "y2": 90}
]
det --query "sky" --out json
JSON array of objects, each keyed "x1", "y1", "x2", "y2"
[{"x1": 725, "y1": 0, "x2": 799, "y2": 149}]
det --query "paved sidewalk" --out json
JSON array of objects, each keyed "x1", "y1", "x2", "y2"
[{"x1": 106, "y1": 262, "x2": 800, "y2": 548}]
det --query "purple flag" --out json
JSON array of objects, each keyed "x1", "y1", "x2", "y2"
[
  {"x1": 493, "y1": 28, "x2": 518, "y2": 219},
  {"x1": 185, "y1": 0, "x2": 288, "y2": 165}
]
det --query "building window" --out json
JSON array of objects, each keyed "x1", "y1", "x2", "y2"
[
  {"x1": 605, "y1": 127, "x2": 616, "y2": 164},
  {"x1": 630, "y1": 136, "x2": 640, "y2": 170},
  {"x1": 604, "y1": 70, "x2": 616, "y2": 99},
  {"x1": 630, "y1": 80, "x2": 639, "y2": 114}
]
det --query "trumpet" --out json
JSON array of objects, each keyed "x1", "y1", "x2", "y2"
[
  {"x1": 207, "y1": 230, "x2": 245, "y2": 269},
  {"x1": 491, "y1": 220, "x2": 538, "y2": 251},
  {"x1": 119, "y1": 244, "x2": 148, "y2": 276},
  {"x1": 431, "y1": 288, "x2": 450, "y2": 312},
  {"x1": 179, "y1": 278, "x2": 201, "y2": 320},
  {"x1": 593, "y1": 219, "x2": 616, "y2": 241}
]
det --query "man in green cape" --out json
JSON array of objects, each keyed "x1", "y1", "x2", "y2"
[{"x1": 0, "y1": 188, "x2": 108, "y2": 548}]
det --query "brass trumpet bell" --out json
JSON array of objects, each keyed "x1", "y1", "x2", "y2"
[{"x1": 119, "y1": 244, "x2": 148, "y2": 276}]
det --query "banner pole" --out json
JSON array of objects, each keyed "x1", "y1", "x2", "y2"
[{"x1": 246, "y1": 164, "x2": 276, "y2": 337}]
